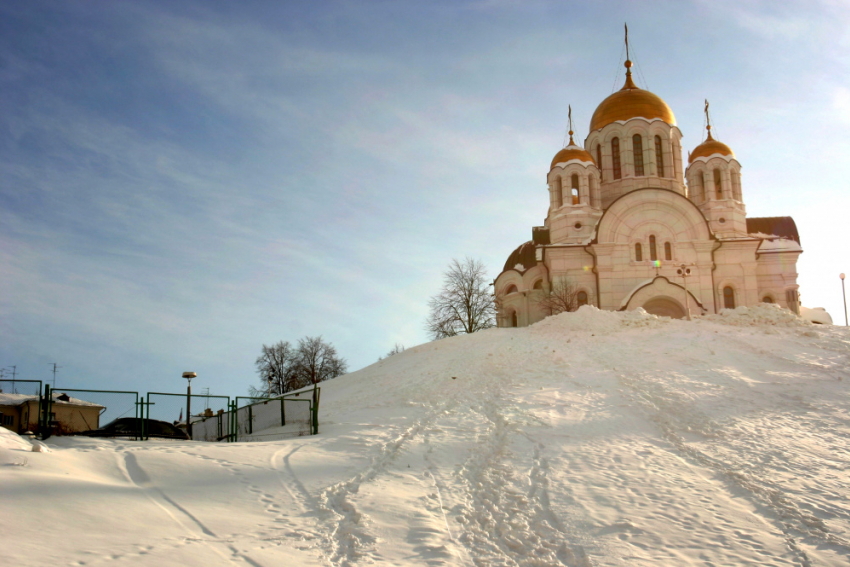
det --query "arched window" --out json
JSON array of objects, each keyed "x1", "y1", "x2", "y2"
[
  {"x1": 533, "y1": 280, "x2": 543, "y2": 290},
  {"x1": 714, "y1": 168, "x2": 723, "y2": 200},
  {"x1": 612, "y1": 137, "x2": 621, "y2": 179},
  {"x1": 723, "y1": 286, "x2": 735, "y2": 309},
  {"x1": 589, "y1": 176, "x2": 597, "y2": 208},
  {"x1": 694, "y1": 171, "x2": 704, "y2": 204},
  {"x1": 596, "y1": 144, "x2": 603, "y2": 179},
  {"x1": 571, "y1": 174, "x2": 579, "y2": 205},
  {"x1": 649, "y1": 235, "x2": 657, "y2": 261},
  {"x1": 672, "y1": 140, "x2": 681, "y2": 178},
  {"x1": 786, "y1": 289, "x2": 799, "y2": 314},
  {"x1": 635, "y1": 242, "x2": 643, "y2": 262},
  {"x1": 633, "y1": 134, "x2": 644, "y2": 176},
  {"x1": 510, "y1": 311, "x2": 518, "y2": 327},
  {"x1": 664, "y1": 242, "x2": 672, "y2": 261},
  {"x1": 655, "y1": 135, "x2": 664, "y2": 177},
  {"x1": 553, "y1": 177, "x2": 563, "y2": 208},
  {"x1": 577, "y1": 291, "x2": 588, "y2": 307},
  {"x1": 506, "y1": 285, "x2": 518, "y2": 294},
  {"x1": 731, "y1": 170, "x2": 741, "y2": 200},
  {"x1": 762, "y1": 296, "x2": 773, "y2": 303}
]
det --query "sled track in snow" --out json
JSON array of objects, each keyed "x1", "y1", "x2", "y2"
[
  {"x1": 117, "y1": 451, "x2": 266, "y2": 567},
  {"x1": 315, "y1": 403, "x2": 453, "y2": 567},
  {"x1": 455, "y1": 391, "x2": 591, "y2": 567},
  {"x1": 618, "y1": 371, "x2": 850, "y2": 566}
]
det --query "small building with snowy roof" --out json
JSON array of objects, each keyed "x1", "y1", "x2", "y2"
[
  {"x1": 495, "y1": 40, "x2": 803, "y2": 326},
  {"x1": 0, "y1": 391, "x2": 104, "y2": 434}
]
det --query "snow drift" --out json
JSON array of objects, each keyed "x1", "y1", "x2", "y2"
[{"x1": 2, "y1": 305, "x2": 849, "y2": 566}]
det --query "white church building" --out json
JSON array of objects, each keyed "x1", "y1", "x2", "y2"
[{"x1": 495, "y1": 52, "x2": 802, "y2": 327}]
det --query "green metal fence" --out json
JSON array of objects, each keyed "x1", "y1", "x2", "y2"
[
  {"x1": 230, "y1": 392, "x2": 316, "y2": 441},
  {"x1": 0, "y1": 378, "x2": 42, "y2": 396},
  {"x1": 16, "y1": 381, "x2": 320, "y2": 442}
]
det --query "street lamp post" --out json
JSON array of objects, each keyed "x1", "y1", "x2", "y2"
[
  {"x1": 677, "y1": 264, "x2": 693, "y2": 321},
  {"x1": 182, "y1": 371, "x2": 197, "y2": 439},
  {"x1": 841, "y1": 273, "x2": 847, "y2": 326}
]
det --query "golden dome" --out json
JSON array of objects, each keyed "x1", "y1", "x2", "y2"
[
  {"x1": 550, "y1": 131, "x2": 595, "y2": 170},
  {"x1": 550, "y1": 146, "x2": 595, "y2": 169},
  {"x1": 688, "y1": 128, "x2": 734, "y2": 163},
  {"x1": 589, "y1": 64, "x2": 676, "y2": 132}
]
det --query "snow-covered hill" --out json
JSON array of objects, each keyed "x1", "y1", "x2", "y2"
[{"x1": 3, "y1": 305, "x2": 850, "y2": 566}]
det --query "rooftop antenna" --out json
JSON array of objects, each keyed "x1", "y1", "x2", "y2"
[
  {"x1": 7, "y1": 365, "x2": 16, "y2": 393},
  {"x1": 49, "y1": 363, "x2": 61, "y2": 388}
]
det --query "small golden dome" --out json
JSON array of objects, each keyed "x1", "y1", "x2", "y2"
[
  {"x1": 550, "y1": 146, "x2": 595, "y2": 169},
  {"x1": 550, "y1": 131, "x2": 594, "y2": 170},
  {"x1": 589, "y1": 65, "x2": 676, "y2": 132},
  {"x1": 688, "y1": 128, "x2": 734, "y2": 163}
]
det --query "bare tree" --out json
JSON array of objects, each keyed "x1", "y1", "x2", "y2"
[
  {"x1": 294, "y1": 336, "x2": 348, "y2": 387},
  {"x1": 536, "y1": 278, "x2": 590, "y2": 316},
  {"x1": 251, "y1": 341, "x2": 299, "y2": 397},
  {"x1": 251, "y1": 337, "x2": 347, "y2": 397},
  {"x1": 426, "y1": 257, "x2": 495, "y2": 339},
  {"x1": 378, "y1": 343, "x2": 405, "y2": 361}
]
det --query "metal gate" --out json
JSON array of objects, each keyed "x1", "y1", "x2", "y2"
[{"x1": 146, "y1": 392, "x2": 230, "y2": 440}]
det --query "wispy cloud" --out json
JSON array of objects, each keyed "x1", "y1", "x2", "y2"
[{"x1": 2, "y1": 0, "x2": 848, "y2": 391}]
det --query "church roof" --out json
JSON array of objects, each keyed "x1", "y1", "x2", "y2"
[
  {"x1": 502, "y1": 241, "x2": 538, "y2": 273},
  {"x1": 589, "y1": 63, "x2": 676, "y2": 132},
  {"x1": 550, "y1": 129, "x2": 595, "y2": 171},
  {"x1": 550, "y1": 144, "x2": 595, "y2": 170},
  {"x1": 689, "y1": 130, "x2": 734, "y2": 163},
  {"x1": 747, "y1": 217, "x2": 800, "y2": 245}
]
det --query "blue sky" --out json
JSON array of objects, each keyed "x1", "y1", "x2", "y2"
[{"x1": 1, "y1": 0, "x2": 848, "y2": 396}]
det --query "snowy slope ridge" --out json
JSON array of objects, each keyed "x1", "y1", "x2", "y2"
[{"x1": 3, "y1": 305, "x2": 850, "y2": 567}]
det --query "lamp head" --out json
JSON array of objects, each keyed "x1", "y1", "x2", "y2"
[
  {"x1": 182, "y1": 371, "x2": 197, "y2": 380},
  {"x1": 841, "y1": 273, "x2": 846, "y2": 281}
]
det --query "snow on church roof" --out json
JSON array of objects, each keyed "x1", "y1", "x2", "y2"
[
  {"x1": 747, "y1": 216, "x2": 800, "y2": 244},
  {"x1": 501, "y1": 241, "x2": 538, "y2": 274}
]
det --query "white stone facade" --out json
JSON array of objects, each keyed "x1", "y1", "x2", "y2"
[{"x1": 496, "y1": 64, "x2": 802, "y2": 327}]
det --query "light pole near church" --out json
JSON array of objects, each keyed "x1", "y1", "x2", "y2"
[
  {"x1": 677, "y1": 264, "x2": 693, "y2": 321},
  {"x1": 841, "y1": 273, "x2": 847, "y2": 326},
  {"x1": 182, "y1": 371, "x2": 197, "y2": 439}
]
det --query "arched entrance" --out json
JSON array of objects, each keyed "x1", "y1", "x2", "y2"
[
  {"x1": 642, "y1": 296, "x2": 686, "y2": 319},
  {"x1": 623, "y1": 276, "x2": 706, "y2": 318}
]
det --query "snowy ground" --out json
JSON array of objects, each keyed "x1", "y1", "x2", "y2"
[{"x1": 3, "y1": 305, "x2": 850, "y2": 566}]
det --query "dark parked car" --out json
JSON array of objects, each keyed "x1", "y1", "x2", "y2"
[{"x1": 77, "y1": 417, "x2": 189, "y2": 440}]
